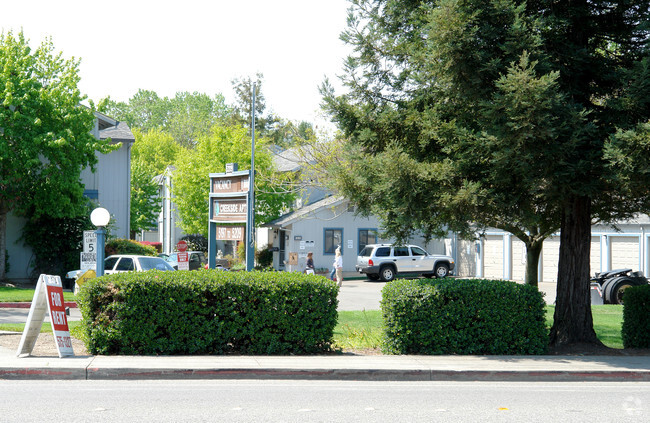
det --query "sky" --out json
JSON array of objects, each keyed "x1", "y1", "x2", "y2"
[{"x1": 0, "y1": 0, "x2": 352, "y2": 127}]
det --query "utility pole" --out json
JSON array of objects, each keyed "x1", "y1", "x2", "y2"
[{"x1": 246, "y1": 83, "x2": 256, "y2": 271}]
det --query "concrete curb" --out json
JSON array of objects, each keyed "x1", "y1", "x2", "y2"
[{"x1": 2, "y1": 355, "x2": 650, "y2": 382}]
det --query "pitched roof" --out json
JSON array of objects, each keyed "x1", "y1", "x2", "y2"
[
  {"x1": 100, "y1": 120, "x2": 135, "y2": 143},
  {"x1": 264, "y1": 195, "x2": 346, "y2": 227}
]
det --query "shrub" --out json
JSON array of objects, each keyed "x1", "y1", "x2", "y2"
[
  {"x1": 622, "y1": 284, "x2": 650, "y2": 349},
  {"x1": 77, "y1": 270, "x2": 339, "y2": 355},
  {"x1": 381, "y1": 278, "x2": 548, "y2": 355},
  {"x1": 137, "y1": 241, "x2": 162, "y2": 253},
  {"x1": 105, "y1": 238, "x2": 157, "y2": 256},
  {"x1": 255, "y1": 244, "x2": 274, "y2": 269}
]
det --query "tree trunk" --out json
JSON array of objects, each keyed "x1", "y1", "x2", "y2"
[
  {"x1": 549, "y1": 195, "x2": 601, "y2": 346},
  {"x1": 524, "y1": 240, "x2": 543, "y2": 288}
]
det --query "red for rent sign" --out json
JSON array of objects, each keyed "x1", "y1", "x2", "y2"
[{"x1": 45, "y1": 277, "x2": 73, "y2": 354}]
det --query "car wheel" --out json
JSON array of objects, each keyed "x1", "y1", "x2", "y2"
[
  {"x1": 435, "y1": 263, "x2": 449, "y2": 278},
  {"x1": 379, "y1": 266, "x2": 396, "y2": 282},
  {"x1": 367, "y1": 273, "x2": 380, "y2": 281}
]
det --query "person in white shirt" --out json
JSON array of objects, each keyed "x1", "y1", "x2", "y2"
[{"x1": 333, "y1": 247, "x2": 343, "y2": 287}]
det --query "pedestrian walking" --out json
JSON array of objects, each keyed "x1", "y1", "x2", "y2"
[
  {"x1": 305, "y1": 252, "x2": 315, "y2": 274},
  {"x1": 334, "y1": 247, "x2": 343, "y2": 287}
]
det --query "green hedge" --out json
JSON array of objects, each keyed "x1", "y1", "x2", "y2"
[
  {"x1": 105, "y1": 238, "x2": 157, "y2": 256},
  {"x1": 77, "y1": 270, "x2": 338, "y2": 355},
  {"x1": 622, "y1": 284, "x2": 650, "y2": 349},
  {"x1": 381, "y1": 278, "x2": 548, "y2": 355}
]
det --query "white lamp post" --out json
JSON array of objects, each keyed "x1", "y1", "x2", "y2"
[{"x1": 90, "y1": 207, "x2": 110, "y2": 277}]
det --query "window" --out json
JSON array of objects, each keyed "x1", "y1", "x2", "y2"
[
  {"x1": 393, "y1": 247, "x2": 410, "y2": 257},
  {"x1": 104, "y1": 257, "x2": 119, "y2": 271},
  {"x1": 375, "y1": 247, "x2": 391, "y2": 257},
  {"x1": 116, "y1": 258, "x2": 135, "y2": 271},
  {"x1": 324, "y1": 228, "x2": 343, "y2": 255},
  {"x1": 411, "y1": 246, "x2": 427, "y2": 256},
  {"x1": 358, "y1": 229, "x2": 377, "y2": 253}
]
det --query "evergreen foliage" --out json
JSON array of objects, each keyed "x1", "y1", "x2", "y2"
[{"x1": 323, "y1": 0, "x2": 650, "y2": 346}]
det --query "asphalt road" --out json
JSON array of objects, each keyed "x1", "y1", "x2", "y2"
[{"x1": 1, "y1": 380, "x2": 648, "y2": 422}]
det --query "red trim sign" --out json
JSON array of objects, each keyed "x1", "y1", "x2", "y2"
[
  {"x1": 17, "y1": 274, "x2": 74, "y2": 358},
  {"x1": 177, "y1": 252, "x2": 189, "y2": 271}
]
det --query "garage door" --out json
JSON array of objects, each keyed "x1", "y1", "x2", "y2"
[
  {"x1": 511, "y1": 237, "x2": 527, "y2": 281},
  {"x1": 589, "y1": 236, "x2": 601, "y2": 277},
  {"x1": 541, "y1": 236, "x2": 560, "y2": 282},
  {"x1": 610, "y1": 236, "x2": 640, "y2": 271},
  {"x1": 457, "y1": 239, "x2": 477, "y2": 278},
  {"x1": 483, "y1": 235, "x2": 505, "y2": 279}
]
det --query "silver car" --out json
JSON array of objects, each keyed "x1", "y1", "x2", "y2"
[
  {"x1": 356, "y1": 244, "x2": 455, "y2": 282},
  {"x1": 67, "y1": 255, "x2": 175, "y2": 279}
]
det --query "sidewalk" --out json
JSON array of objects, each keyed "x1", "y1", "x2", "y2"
[{"x1": 2, "y1": 342, "x2": 650, "y2": 382}]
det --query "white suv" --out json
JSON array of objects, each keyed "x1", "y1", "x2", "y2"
[{"x1": 356, "y1": 244, "x2": 454, "y2": 282}]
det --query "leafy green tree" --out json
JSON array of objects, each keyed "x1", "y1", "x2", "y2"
[
  {"x1": 322, "y1": 0, "x2": 650, "y2": 347},
  {"x1": 129, "y1": 129, "x2": 182, "y2": 238},
  {"x1": 101, "y1": 90, "x2": 231, "y2": 148},
  {"x1": 173, "y1": 123, "x2": 296, "y2": 236},
  {"x1": 0, "y1": 31, "x2": 115, "y2": 279},
  {"x1": 230, "y1": 73, "x2": 269, "y2": 134}
]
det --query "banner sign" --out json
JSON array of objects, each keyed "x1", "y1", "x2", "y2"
[{"x1": 17, "y1": 274, "x2": 74, "y2": 358}]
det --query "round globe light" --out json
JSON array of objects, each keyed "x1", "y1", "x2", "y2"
[{"x1": 90, "y1": 207, "x2": 110, "y2": 227}]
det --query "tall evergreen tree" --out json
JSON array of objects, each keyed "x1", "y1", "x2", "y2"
[{"x1": 323, "y1": 0, "x2": 650, "y2": 346}]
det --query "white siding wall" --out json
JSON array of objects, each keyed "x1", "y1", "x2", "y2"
[{"x1": 97, "y1": 143, "x2": 131, "y2": 239}]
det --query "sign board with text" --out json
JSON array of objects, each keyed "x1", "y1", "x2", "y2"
[
  {"x1": 208, "y1": 168, "x2": 252, "y2": 269},
  {"x1": 81, "y1": 230, "x2": 97, "y2": 269},
  {"x1": 177, "y1": 252, "x2": 189, "y2": 271},
  {"x1": 216, "y1": 226, "x2": 244, "y2": 241},
  {"x1": 17, "y1": 274, "x2": 74, "y2": 358},
  {"x1": 211, "y1": 198, "x2": 248, "y2": 222}
]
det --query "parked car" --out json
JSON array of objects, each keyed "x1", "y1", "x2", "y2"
[
  {"x1": 165, "y1": 251, "x2": 207, "y2": 271},
  {"x1": 66, "y1": 254, "x2": 175, "y2": 280},
  {"x1": 356, "y1": 244, "x2": 455, "y2": 282}
]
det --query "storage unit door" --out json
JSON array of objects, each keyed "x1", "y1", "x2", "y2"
[
  {"x1": 610, "y1": 236, "x2": 640, "y2": 271},
  {"x1": 511, "y1": 237, "x2": 527, "y2": 282},
  {"x1": 483, "y1": 235, "x2": 505, "y2": 279},
  {"x1": 590, "y1": 236, "x2": 601, "y2": 276},
  {"x1": 457, "y1": 239, "x2": 477, "y2": 278},
  {"x1": 541, "y1": 236, "x2": 560, "y2": 282}
]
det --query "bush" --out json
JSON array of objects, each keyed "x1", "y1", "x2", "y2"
[
  {"x1": 381, "y1": 278, "x2": 548, "y2": 355},
  {"x1": 77, "y1": 270, "x2": 339, "y2": 355},
  {"x1": 622, "y1": 284, "x2": 650, "y2": 349},
  {"x1": 105, "y1": 239, "x2": 157, "y2": 256},
  {"x1": 255, "y1": 244, "x2": 274, "y2": 269},
  {"x1": 137, "y1": 241, "x2": 162, "y2": 253}
]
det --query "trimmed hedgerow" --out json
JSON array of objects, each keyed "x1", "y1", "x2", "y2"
[
  {"x1": 105, "y1": 238, "x2": 157, "y2": 256},
  {"x1": 77, "y1": 270, "x2": 338, "y2": 355},
  {"x1": 381, "y1": 278, "x2": 548, "y2": 355},
  {"x1": 622, "y1": 284, "x2": 650, "y2": 349}
]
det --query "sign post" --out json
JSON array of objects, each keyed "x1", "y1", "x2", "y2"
[{"x1": 17, "y1": 275, "x2": 74, "y2": 358}]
